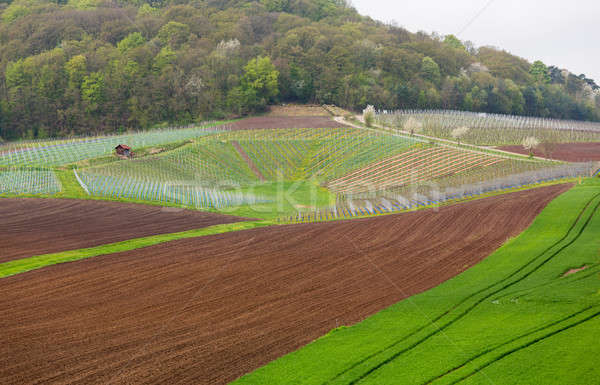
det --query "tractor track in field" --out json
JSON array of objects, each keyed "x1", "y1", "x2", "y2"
[
  {"x1": 423, "y1": 306, "x2": 600, "y2": 385},
  {"x1": 446, "y1": 309, "x2": 600, "y2": 384},
  {"x1": 491, "y1": 262, "x2": 600, "y2": 303},
  {"x1": 231, "y1": 140, "x2": 266, "y2": 181},
  {"x1": 0, "y1": 185, "x2": 570, "y2": 385},
  {"x1": 325, "y1": 189, "x2": 600, "y2": 385}
]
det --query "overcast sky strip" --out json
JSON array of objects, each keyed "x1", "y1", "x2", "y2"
[{"x1": 351, "y1": 0, "x2": 599, "y2": 83}]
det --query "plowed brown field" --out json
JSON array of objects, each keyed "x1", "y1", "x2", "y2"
[
  {"x1": 226, "y1": 116, "x2": 346, "y2": 130},
  {"x1": 0, "y1": 198, "x2": 249, "y2": 263},
  {"x1": 498, "y1": 142, "x2": 600, "y2": 162},
  {"x1": 0, "y1": 184, "x2": 570, "y2": 385}
]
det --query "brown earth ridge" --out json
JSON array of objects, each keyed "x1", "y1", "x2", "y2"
[
  {"x1": 0, "y1": 184, "x2": 571, "y2": 385},
  {"x1": 231, "y1": 140, "x2": 266, "y2": 181}
]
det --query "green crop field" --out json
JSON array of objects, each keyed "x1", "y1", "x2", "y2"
[{"x1": 234, "y1": 178, "x2": 600, "y2": 385}]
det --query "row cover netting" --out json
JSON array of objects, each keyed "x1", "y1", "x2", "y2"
[
  {"x1": 285, "y1": 162, "x2": 597, "y2": 223},
  {"x1": 0, "y1": 168, "x2": 61, "y2": 194},
  {"x1": 209, "y1": 127, "x2": 419, "y2": 182},
  {"x1": 78, "y1": 172, "x2": 268, "y2": 210},
  {"x1": 84, "y1": 127, "x2": 420, "y2": 187},
  {"x1": 376, "y1": 109, "x2": 600, "y2": 145},
  {"x1": 0, "y1": 124, "x2": 225, "y2": 167}
]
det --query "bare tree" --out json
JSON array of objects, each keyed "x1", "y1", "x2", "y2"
[{"x1": 404, "y1": 117, "x2": 423, "y2": 136}]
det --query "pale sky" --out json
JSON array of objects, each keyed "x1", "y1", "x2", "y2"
[{"x1": 351, "y1": 0, "x2": 599, "y2": 83}]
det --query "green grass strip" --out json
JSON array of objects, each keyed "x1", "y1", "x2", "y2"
[{"x1": 0, "y1": 220, "x2": 273, "y2": 279}]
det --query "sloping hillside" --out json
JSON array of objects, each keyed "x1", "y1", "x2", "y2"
[{"x1": 0, "y1": 0, "x2": 598, "y2": 140}]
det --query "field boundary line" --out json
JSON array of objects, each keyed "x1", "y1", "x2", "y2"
[
  {"x1": 447, "y1": 309, "x2": 600, "y2": 384},
  {"x1": 340, "y1": 192, "x2": 600, "y2": 384},
  {"x1": 339, "y1": 233, "x2": 486, "y2": 384},
  {"x1": 423, "y1": 306, "x2": 596, "y2": 384},
  {"x1": 231, "y1": 140, "x2": 266, "y2": 181},
  {"x1": 0, "y1": 220, "x2": 274, "y2": 279},
  {"x1": 72, "y1": 168, "x2": 90, "y2": 195},
  {"x1": 320, "y1": 187, "x2": 598, "y2": 384}
]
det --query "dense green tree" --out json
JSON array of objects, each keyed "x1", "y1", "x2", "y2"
[
  {"x1": 287, "y1": 63, "x2": 313, "y2": 102},
  {"x1": 240, "y1": 56, "x2": 279, "y2": 106},
  {"x1": 420, "y1": 56, "x2": 441, "y2": 84},
  {"x1": 117, "y1": 32, "x2": 145, "y2": 54},
  {"x1": 262, "y1": 0, "x2": 291, "y2": 12},
  {"x1": 81, "y1": 72, "x2": 104, "y2": 113},
  {"x1": 65, "y1": 54, "x2": 87, "y2": 88},
  {"x1": 157, "y1": 21, "x2": 190, "y2": 48},
  {"x1": 529, "y1": 60, "x2": 550, "y2": 83},
  {"x1": 443, "y1": 34, "x2": 465, "y2": 50}
]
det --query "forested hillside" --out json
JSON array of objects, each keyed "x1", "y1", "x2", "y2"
[{"x1": 0, "y1": 0, "x2": 599, "y2": 140}]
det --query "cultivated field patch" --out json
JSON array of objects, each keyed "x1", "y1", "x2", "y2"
[
  {"x1": 0, "y1": 168, "x2": 61, "y2": 195},
  {"x1": 327, "y1": 146, "x2": 507, "y2": 194},
  {"x1": 377, "y1": 110, "x2": 600, "y2": 145},
  {"x1": 226, "y1": 116, "x2": 347, "y2": 130},
  {"x1": 266, "y1": 104, "x2": 331, "y2": 117},
  {"x1": 0, "y1": 123, "x2": 226, "y2": 167},
  {"x1": 0, "y1": 198, "x2": 249, "y2": 263},
  {"x1": 0, "y1": 184, "x2": 569, "y2": 385},
  {"x1": 78, "y1": 127, "x2": 417, "y2": 215},
  {"x1": 498, "y1": 142, "x2": 600, "y2": 162}
]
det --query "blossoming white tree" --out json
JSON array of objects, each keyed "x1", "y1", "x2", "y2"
[
  {"x1": 363, "y1": 105, "x2": 375, "y2": 127},
  {"x1": 215, "y1": 39, "x2": 241, "y2": 57},
  {"x1": 522, "y1": 136, "x2": 540, "y2": 158},
  {"x1": 451, "y1": 126, "x2": 470, "y2": 144}
]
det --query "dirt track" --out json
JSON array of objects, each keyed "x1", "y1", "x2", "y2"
[
  {"x1": 0, "y1": 198, "x2": 248, "y2": 263},
  {"x1": 226, "y1": 116, "x2": 346, "y2": 130},
  {"x1": 0, "y1": 184, "x2": 570, "y2": 385},
  {"x1": 231, "y1": 140, "x2": 266, "y2": 181},
  {"x1": 497, "y1": 142, "x2": 600, "y2": 162}
]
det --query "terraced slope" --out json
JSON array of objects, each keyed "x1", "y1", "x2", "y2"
[
  {"x1": 77, "y1": 128, "x2": 419, "y2": 210},
  {"x1": 0, "y1": 184, "x2": 568, "y2": 385},
  {"x1": 327, "y1": 146, "x2": 506, "y2": 194}
]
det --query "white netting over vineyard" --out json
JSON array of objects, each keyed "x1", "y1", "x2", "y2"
[
  {"x1": 0, "y1": 168, "x2": 61, "y2": 194},
  {"x1": 0, "y1": 124, "x2": 224, "y2": 167},
  {"x1": 78, "y1": 172, "x2": 268, "y2": 209},
  {"x1": 376, "y1": 110, "x2": 600, "y2": 145}
]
